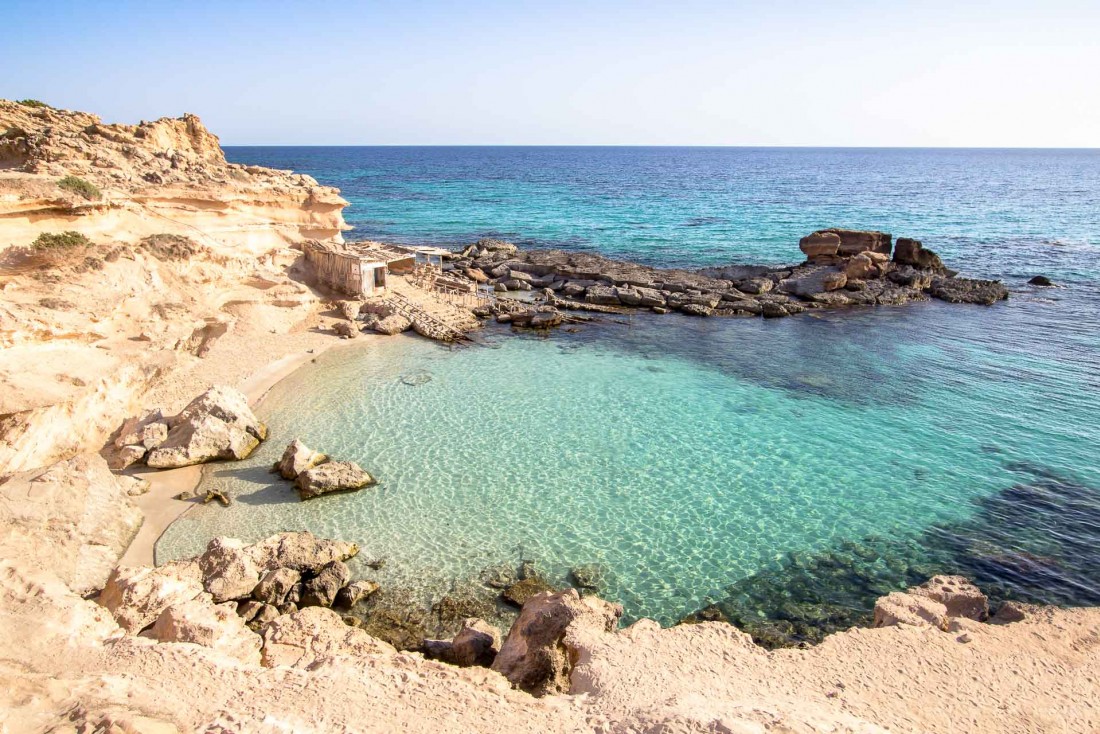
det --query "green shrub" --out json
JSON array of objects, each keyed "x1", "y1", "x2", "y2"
[
  {"x1": 57, "y1": 175, "x2": 101, "y2": 201},
  {"x1": 16, "y1": 99, "x2": 51, "y2": 108},
  {"x1": 31, "y1": 231, "x2": 92, "y2": 250},
  {"x1": 140, "y1": 233, "x2": 203, "y2": 260}
]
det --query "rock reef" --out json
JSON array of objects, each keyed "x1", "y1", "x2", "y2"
[{"x1": 449, "y1": 229, "x2": 1008, "y2": 330}]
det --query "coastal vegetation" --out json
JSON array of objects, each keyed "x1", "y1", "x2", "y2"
[
  {"x1": 31, "y1": 230, "x2": 91, "y2": 250},
  {"x1": 57, "y1": 174, "x2": 102, "y2": 200}
]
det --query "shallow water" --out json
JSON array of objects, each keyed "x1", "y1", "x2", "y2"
[
  {"x1": 159, "y1": 146, "x2": 1100, "y2": 632},
  {"x1": 159, "y1": 299, "x2": 1100, "y2": 627}
]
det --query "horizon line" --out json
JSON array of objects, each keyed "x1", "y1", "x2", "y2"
[{"x1": 221, "y1": 143, "x2": 1100, "y2": 151}]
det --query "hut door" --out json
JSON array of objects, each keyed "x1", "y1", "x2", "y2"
[{"x1": 374, "y1": 266, "x2": 386, "y2": 290}]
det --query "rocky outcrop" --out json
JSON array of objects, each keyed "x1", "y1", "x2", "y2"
[
  {"x1": 452, "y1": 229, "x2": 1007, "y2": 324},
  {"x1": 0, "y1": 454, "x2": 142, "y2": 596},
  {"x1": 873, "y1": 576, "x2": 989, "y2": 629},
  {"x1": 300, "y1": 561, "x2": 351, "y2": 608},
  {"x1": 492, "y1": 589, "x2": 623, "y2": 696},
  {"x1": 929, "y1": 277, "x2": 1009, "y2": 305},
  {"x1": 259, "y1": 606, "x2": 393, "y2": 668},
  {"x1": 295, "y1": 461, "x2": 377, "y2": 500},
  {"x1": 0, "y1": 100, "x2": 348, "y2": 475},
  {"x1": 424, "y1": 618, "x2": 503, "y2": 667},
  {"x1": 98, "y1": 561, "x2": 206, "y2": 633},
  {"x1": 99, "y1": 532, "x2": 361, "y2": 633},
  {"x1": 275, "y1": 439, "x2": 328, "y2": 480},
  {"x1": 152, "y1": 595, "x2": 262, "y2": 665},
  {"x1": 145, "y1": 386, "x2": 267, "y2": 468},
  {"x1": 910, "y1": 575, "x2": 989, "y2": 621}
]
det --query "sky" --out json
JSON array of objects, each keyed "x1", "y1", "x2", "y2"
[{"x1": 2, "y1": 0, "x2": 1097, "y2": 147}]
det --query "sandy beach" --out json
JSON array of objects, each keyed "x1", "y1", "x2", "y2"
[{"x1": 120, "y1": 327, "x2": 380, "y2": 567}]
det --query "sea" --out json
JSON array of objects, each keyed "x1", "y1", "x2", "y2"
[{"x1": 158, "y1": 147, "x2": 1100, "y2": 641}]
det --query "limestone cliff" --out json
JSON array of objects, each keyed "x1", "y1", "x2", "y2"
[{"x1": 0, "y1": 100, "x2": 347, "y2": 472}]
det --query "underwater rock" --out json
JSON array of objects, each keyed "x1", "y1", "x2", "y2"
[
  {"x1": 400, "y1": 370, "x2": 433, "y2": 386},
  {"x1": 928, "y1": 277, "x2": 1009, "y2": 305},
  {"x1": 569, "y1": 564, "x2": 606, "y2": 594},
  {"x1": 503, "y1": 577, "x2": 554, "y2": 607}
]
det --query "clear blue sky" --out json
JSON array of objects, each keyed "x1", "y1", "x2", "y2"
[{"x1": 3, "y1": 0, "x2": 1097, "y2": 146}]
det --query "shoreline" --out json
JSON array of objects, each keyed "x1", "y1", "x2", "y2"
[{"x1": 120, "y1": 336, "x2": 373, "y2": 567}]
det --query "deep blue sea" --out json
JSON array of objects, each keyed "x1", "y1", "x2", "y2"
[{"x1": 161, "y1": 147, "x2": 1100, "y2": 640}]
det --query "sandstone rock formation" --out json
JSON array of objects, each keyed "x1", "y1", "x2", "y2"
[
  {"x1": 152, "y1": 595, "x2": 262, "y2": 665},
  {"x1": 295, "y1": 461, "x2": 377, "y2": 500},
  {"x1": 144, "y1": 386, "x2": 267, "y2": 468},
  {"x1": 275, "y1": 438, "x2": 328, "y2": 480},
  {"x1": 873, "y1": 576, "x2": 989, "y2": 629},
  {"x1": 0, "y1": 453, "x2": 142, "y2": 595},
  {"x1": 492, "y1": 589, "x2": 623, "y2": 696},
  {"x1": 424, "y1": 618, "x2": 503, "y2": 667},
  {"x1": 448, "y1": 229, "x2": 1007, "y2": 326},
  {"x1": 0, "y1": 100, "x2": 349, "y2": 474},
  {"x1": 259, "y1": 606, "x2": 394, "y2": 668},
  {"x1": 98, "y1": 561, "x2": 206, "y2": 633}
]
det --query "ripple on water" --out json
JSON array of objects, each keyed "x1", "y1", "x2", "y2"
[{"x1": 158, "y1": 303, "x2": 1100, "y2": 629}]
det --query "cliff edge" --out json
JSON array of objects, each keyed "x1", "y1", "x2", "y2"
[{"x1": 0, "y1": 100, "x2": 348, "y2": 472}]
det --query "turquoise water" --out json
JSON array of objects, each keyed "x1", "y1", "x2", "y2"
[{"x1": 157, "y1": 147, "x2": 1100, "y2": 635}]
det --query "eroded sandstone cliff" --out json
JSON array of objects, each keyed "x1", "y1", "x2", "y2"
[{"x1": 0, "y1": 100, "x2": 348, "y2": 472}]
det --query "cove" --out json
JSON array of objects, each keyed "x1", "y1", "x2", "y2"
[{"x1": 158, "y1": 296, "x2": 1100, "y2": 630}]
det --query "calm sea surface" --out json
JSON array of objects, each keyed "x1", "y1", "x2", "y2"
[{"x1": 160, "y1": 147, "x2": 1100, "y2": 636}]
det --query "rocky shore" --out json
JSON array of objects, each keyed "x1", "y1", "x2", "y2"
[
  {"x1": 1, "y1": 101, "x2": 1095, "y2": 733},
  {"x1": 436, "y1": 229, "x2": 1008, "y2": 331}
]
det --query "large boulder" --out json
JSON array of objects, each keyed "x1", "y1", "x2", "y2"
[
  {"x1": 873, "y1": 591, "x2": 948, "y2": 630},
  {"x1": 424, "y1": 617, "x2": 502, "y2": 668},
  {"x1": 145, "y1": 386, "x2": 267, "y2": 469},
  {"x1": 98, "y1": 561, "x2": 205, "y2": 633},
  {"x1": 492, "y1": 589, "x2": 622, "y2": 696},
  {"x1": 152, "y1": 596, "x2": 262, "y2": 665},
  {"x1": 584, "y1": 285, "x2": 621, "y2": 306},
  {"x1": 252, "y1": 567, "x2": 302, "y2": 607},
  {"x1": 615, "y1": 285, "x2": 666, "y2": 308},
  {"x1": 911, "y1": 575, "x2": 989, "y2": 621},
  {"x1": 473, "y1": 238, "x2": 517, "y2": 256},
  {"x1": 259, "y1": 606, "x2": 393, "y2": 668},
  {"x1": 893, "y1": 237, "x2": 945, "y2": 270},
  {"x1": 295, "y1": 461, "x2": 377, "y2": 500},
  {"x1": 821, "y1": 228, "x2": 892, "y2": 256},
  {"x1": 373, "y1": 314, "x2": 412, "y2": 335},
  {"x1": 300, "y1": 560, "x2": 351, "y2": 608},
  {"x1": 247, "y1": 531, "x2": 359, "y2": 575},
  {"x1": 798, "y1": 231, "x2": 841, "y2": 260},
  {"x1": 197, "y1": 537, "x2": 262, "y2": 603},
  {"x1": 274, "y1": 439, "x2": 328, "y2": 480},
  {"x1": 114, "y1": 409, "x2": 168, "y2": 451},
  {"x1": 780, "y1": 269, "x2": 847, "y2": 298},
  {"x1": 0, "y1": 454, "x2": 142, "y2": 596}
]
